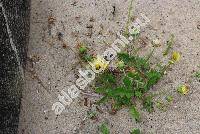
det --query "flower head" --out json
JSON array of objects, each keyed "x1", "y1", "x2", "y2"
[
  {"x1": 177, "y1": 85, "x2": 189, "y2": 95},
  {"x1": 172, "y1": 51, "x2": 181, "y2": 62},
  {"x1": 91, "y1": 56, "x2": 108, "y2": 71}
]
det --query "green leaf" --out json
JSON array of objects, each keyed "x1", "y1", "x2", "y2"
[
  {"x1": 166, "y1": 95, "x2": 173, "y2": 102},
  {"x1": 143, "y1": 96, "x2": 154, "y2": 113},
  {"x1": 156, "y1": 101, "x2": 167, "y2": 111},
  {"x1": 135, "y1": 90, "x2": 142, "y2": 98},
  {"x1": 113, "y1": 96, "x2": 132, "y2": 109},
  {"x1": 194, "y1": 71, "x2": 200, "y2": 79},
  {"x1": 128, "y1": 72, "x2": 142, "y2": 81},
  {"x1": 130, "y1": 106, "x2": 140, "y2": 122},
  {"x1": 117, "y1": 52, "x2": 132, "y2": 64},
  {"x1": 123, "y1": 76, "x2": 132, "y2": 88},
  {"x1": 100, "y1": 72, "x2": 116, "y2": 84},
  {"x1": 131, "y1": 128, "x2": 141, "y2": 134},
  {"x1": 108, "y1": 87, "x2": 134, "y2": 98},
  {"x1": 146, "y1": 70, "x2": 161, "y2": 89},
  {"x1": 99, "y1": 123, "x2": 110, "y2": 134},
  {"x1": 83, "y1": 54, "x2": 93, "y2": 62},
  {"x1": 95, "y1": 87, "x2": 108, "y2": 94},
  {"x1": 96, "y1": 96, "x2": 108, "y2": 105},
  {"x1": 79, "y1": 46, "x2": 87, "y2": 54},
  {"x1": 106, "y1": 73, "x2": 116, "y2": 83},
  {"x1": 134, "y1": 56, "x2": 150, "y2": 72},
  {"x1": 127, "y1": 72, "x2": 136, "y2": 78}
]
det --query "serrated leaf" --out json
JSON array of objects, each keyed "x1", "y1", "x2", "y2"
[
  {"x1": 146, "y1": 70, "x2": 161, "y2": 89},
  {"x1": 113, "y1": 96, "x2": 132, "y2": 109},
  {"x1": 106, "y1": 73, "x2": 116, "y2": 83},
  {"x1": 117, "y1": 52, "x2": 129, "y2": 61},
  {"x1": 108, "y1": 87, "x2": 134, "y2": 98},
  {"x1": 123, "y1": 76, "x2": 132, "y2": 88},
  {"x1": 117, "y1": 52, "x2": 132, "y2": 64},
  {"x1": 135, "y1": 90, "x2": 142, "y2": 98},
  {"x1": 101, "y1": 73, "x2": 116, "y2": 83}
]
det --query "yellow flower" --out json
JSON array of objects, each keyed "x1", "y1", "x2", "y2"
[
  {"x1": 177, "y1": 85, "x2": 189, "y2": 95},
  {"x1": 90, "y1": 55, "x2": 108, "y2": 71},
  {"x1": 172, "y1": 51, "x2": 181, "y2": 62}
]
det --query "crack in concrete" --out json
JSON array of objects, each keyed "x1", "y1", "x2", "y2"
[{"x1": 0, "y1": 2, "x2": 24, "y2": 79}]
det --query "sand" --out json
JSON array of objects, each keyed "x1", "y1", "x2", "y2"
[{"x1": 18, "y1": 0, "x2": 200, "y2": 133}]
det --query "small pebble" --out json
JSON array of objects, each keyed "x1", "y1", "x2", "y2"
[
  {"x1": 57, "y1": 32, "x2": 63, "y2": 40},
  {"x1": 197, "y1": 24, "x2": 200, "y2": 30}
]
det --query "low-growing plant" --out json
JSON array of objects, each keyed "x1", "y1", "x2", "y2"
[
  {"x1": 78, "y1": 43, "x2": 94, "y2": 62},
  {"x1": 156, "y1": 95, "x2": 174, "y2": 112},
  {"x1": 77, "y1": 1, "x2": 182, "y2": 132},
  {"x1": 195, "y1": 72, "x2": 200, "y2": 79},
  {"x1": 94, "y1": 41, "x2": 180, "y2": 121},
  {"x1": 87, "y1": 110, "x2": 97, "y2": 120},
  {"x1": 77, "y1": 25, "x2": 180, "y2": 134},
  {"x1": 194, "y1": 66, "x2": 200, "y2": 79},
  {"x1": 177, "y1": 85, "x2": 189, "y2": 95},
  {"x1": 131, "y1": 128, "x2": 141, "y2": 134},
  {"x1": 99, "y1": 123, "x2": 110, "y2": 134}
]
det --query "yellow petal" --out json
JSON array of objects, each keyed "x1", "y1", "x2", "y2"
[
  {"x1": 172, "y1": 51, "x2": 181, "y2": 62},
  {"x1": 177, "y1": 85, "x2": 189, "y2": 95},
  {"x1": 92, "y1": 56, "x2": 108, "y2": 70}
]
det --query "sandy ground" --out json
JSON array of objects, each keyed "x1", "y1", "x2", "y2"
[{"x1": 18, "y1": 0, "x2": 200, "y2": 134}]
